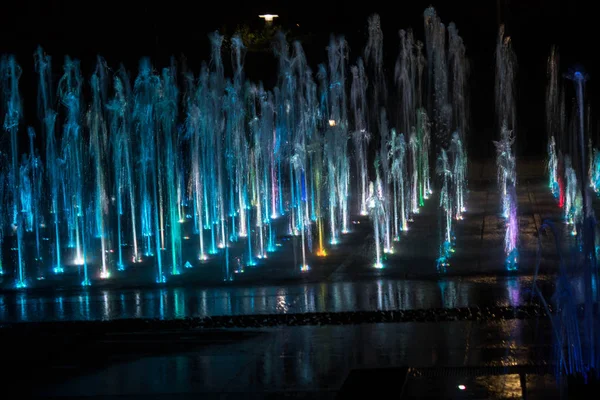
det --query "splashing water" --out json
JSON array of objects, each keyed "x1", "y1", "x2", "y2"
[
  {"x1": 0, "y1": 8, "x2": 473, "y2": 287},
  {"x1": 436, "y1": 150, "x2": 453, "y2": 272},
  {"x1": 494, "y1": 26, "x2": 519, "y2": 271}
]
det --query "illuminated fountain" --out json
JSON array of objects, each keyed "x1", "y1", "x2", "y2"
[
  {"x1": 534, "y1": 67, "x2": 600, "y2": 386},
  {"x1": 494, "y1": 26, "x2": 518, "y2": 270},
  {"x1": 367, "y1": 178, "x2": 386, "y2": 269},
  {"x1": 436, "y1": 150, "x2": 453, "y2": 271},
  {"x1": 389, "y1": 129, "x2": 408, "y2": 237},
  {"x1": 422, "y1": 7, "x2": 470, "y2": 271},
  {"x1": 350, "y1": 59, "x2": 370, "y2": 216},
  {"x1": 564, "y1": 156, "x2": 582, "y2": 236},
  {"x1": 0, "y1": 7, "x2": 473, "y2": 288},
  {"x1": 2, "y1": 56, "x2": 27, "y2": 288},
  {"x1": 546, "y1": 47, "x2": 568, "y2": 208}
]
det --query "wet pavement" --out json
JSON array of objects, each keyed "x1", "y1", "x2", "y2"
[
  {"x1": 0, "y1": 275, "x2": 556, "y2": 323},
  {"x1": 30, "y1": 320, "x2": 557, "y2": 398},
  {"x1": 1, "y1": 158, "x2": 578, "y2": 398}
]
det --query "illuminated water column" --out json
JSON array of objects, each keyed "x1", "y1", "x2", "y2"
[
  {"x1": 409, "y1": 132, "x2": 420, "y2": 215},
  {"x1": 351, "y1": 59, "x2": 370, "y2": 216},
  {"x1": 89, "y1": 71, "x2": 110, "y2": 279},
  {"x1": 25, "y1": 129, "x2": 42, "y2": 268},
  {"x1": 417, "y1": 109, "x2": 432, "y2": 202},
  {"x1": 35, "y1": 48, "x2": 57, "y2": 271},
  {"x1": 367, "y1": 178, "x2": 385, "y2": 269},
  {"x1": 379, "y1": 110, "x2": 392, "y2": 253},
  {"x1": 58, "y1": 56, "x2": 85, "y2": 279},
  {"x1": 108, "y1": 76, "x2": 129, "y2": 270},
  {"x1": 0, "y1": 169, "x2": 4, "y2": 275},
  {"x1": 2, "y1": 56, "x2": 27, "y2": 288},
  {"x1": 187, "y1": 105, "x2": 207, "y2": 261},
  {"x1": 133, "y1": 58, "x2": 163, "y2": 282},
  {"x1": 450, "y1": 132, "x2": 467, "y2": 220},
  {"x1": 494, "y1": 127, "x2": 518, "y2": 270},
  {"x1": 545, "y1": 47, "x2": 561, "y2": 197},
  {"x1": 325, "y1": 131, "x2": 339, "y2": 245},
  {"x1": 436, "y1": 150, "x2": 453, "y2": 272},
  {"x1": 494, "y1": 26, "x2": 518, "y2": 271},
  {"x1": 327, "y1": 35, "x2": 350, "y2": 235},
  {"x1": 43, "y1": 104, "x2": 63, "y2": 274},
  {"x1": 291, "y1": 152, "x2": 310, "y2": 271},
  {"x1": 210, "y1": 33, "x2": 227, "y2": 253},
  {"x1": 390, "y1": 130, "x2": 408, "y2": 239},
  {"x1": 569, "y1": 68, "x2": 598, "y2": 375},
  {"x1": 0, "y1": 167, "x2": 4, "y2": 276},
  {"x1": 259, "y1": 87, "x2": 277, "y2": 253},
  {"x1": 564, "y1": 157, "x2": 581, "y2": 236},
  {"x1": 159, "y1": 64, "x2": 182, "y2": 276},
  {"x1": 273, "y1": 32, "x2": 293, "y2": 220}
]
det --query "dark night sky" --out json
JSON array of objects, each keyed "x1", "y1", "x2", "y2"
[{"x1": 0, "y1": 0, "x2": 597, "y2": 158}]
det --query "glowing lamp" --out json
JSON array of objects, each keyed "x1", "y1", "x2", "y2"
[
  {"x1": 328, "y1": 119, "x2": 336, "y2": 127},
  {"x1": 458, "y1": 385, "x2": 466, "y2": 390},
  {"x1": 259, "y1": 14, "x2": 278, "y2": 22}
]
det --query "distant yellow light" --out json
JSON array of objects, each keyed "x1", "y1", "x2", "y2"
[
  {"x1": 259, "y1": 14, "x2": 278, "y2": 22},
  {"x1": 328, "y1": 120, "x2": 336, "y2": 127}
]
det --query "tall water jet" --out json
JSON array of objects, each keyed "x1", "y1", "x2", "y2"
[
  {"x1": 395, "y1": 29, "x2": 416, "y2": 139},
  {"x1": 208, "y1": 32, "x2": 226, "y2": 255},
  {"x1": 448, "y1": 22, "x2": 469, "y2": 145},
  {"x1": 351, "y1": 59, "x2": 370, "y2": 216},
  {"x1": 36, "y1": 49, "x2": 62, "y2": 274},
  {"x1": 157, "y1": 61, "x2": 182, "y2": 276},
  {"x1": 408, "y1": 129, "x2": 420, "y2": 215},
  {"x1": 229, "y1": 35, "x2": 248, "y2": 249},
  {"x1": 108, "y1": 71, "x2": 138, "y2": 269},
  {"x1": 494, "y1": 125, "x2": 518, "y2": 269},
  {"x1": 389, "y1": 129, "x2": 408, "y2": 238},
  {"x1": 58, "y1": 56, "x2": 88, "y2": 283},
  {"x1": 436, "y1": 149, "x2": 453, "y2": 272},
  {"x1": 26, "y1": 128, "x2": 43, "y2": 269},
  {"x1": 564, "y1": 156, "x2": 581, "y2": 236},
  {"x1": 133, "y1": 58, "x2": 164, "y2": 282},
  {"x1": 367, "y1": 176, "x2": 386, "y2": 269},
  {"x1": 546, "y1": 47, "x2": 561, "y2": 197},
  {"x1": 1, "y1": 56, "x2": 26, "y2": 288},
  {"x1": 327, "y1": 35, "x2": 350, "y2": 235},
  {"x1": 569, "y1": 68, "x2": 598, "y2": 379},
  {"x1": 450, "y1": 132, "x2": 467, "y2": 220},
  {"x1": 379, "y1": 110, "x2": 392, "y2": 253},
  {"x1": 494, "y1": 26, "x2": 518, "y2": 270},
  {"x1": 417, "y1": 108, "x2": 432, "y2": 203},
  {"x1": 364, "y1": 14, "x2": 387, "y2": 135},
  {"x1": 423, "y1": 7, "x2": 450, "y2": 151},
  {"x1": 448, "y1": 23, "x2": 469, "y2": 216},
  {"x1": 89, "y1": 59, "x2": 111, "y2": 279},
  {"x1": 0, "y1": 165, "x2": 4, "y2": 275}
]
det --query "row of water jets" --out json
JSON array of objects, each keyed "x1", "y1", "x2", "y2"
[
  {"x1": 0, "y1": 8, "x2": 471, "y2": 289},
  {"x1": 544, "y1": 47, "x2": 599, "y2": 381}
]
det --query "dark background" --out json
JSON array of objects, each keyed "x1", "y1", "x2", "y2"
[{"x1": 0, "y1": 0, "x2": 596, "y2": 159}]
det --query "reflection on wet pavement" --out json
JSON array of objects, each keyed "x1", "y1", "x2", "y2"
[
  {"x1": 0, "y1": 276, "x2": 551, "y2": 323},
  {"x1": 37, "y1": 319, "x2": 556, "y2": 398}
]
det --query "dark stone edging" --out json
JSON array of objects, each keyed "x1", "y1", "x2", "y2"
[{"x1": 0, "y1": 304, "x2": 548, "y2": 334}]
